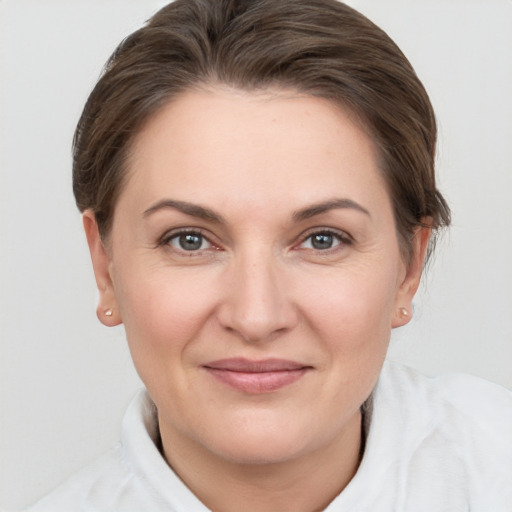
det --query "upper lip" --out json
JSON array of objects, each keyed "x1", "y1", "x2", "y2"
[{"x1": 203, "y1": 358, "x2": 309, "y2": 373}]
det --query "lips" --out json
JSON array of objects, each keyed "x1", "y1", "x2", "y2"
[{"x1": 203, "y1": 358, "x2": 311, "y2": 393}]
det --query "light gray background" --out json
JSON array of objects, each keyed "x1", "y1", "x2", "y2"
[{"x1": 1, "y1": 0, "x2": 511, "y2": 509}]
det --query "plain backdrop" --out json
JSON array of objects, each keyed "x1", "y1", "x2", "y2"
[{"x1": 1, "y1": 0, "x2": 511, "y2": 509}]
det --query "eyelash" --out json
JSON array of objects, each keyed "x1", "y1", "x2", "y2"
[
  {"x1": 159, "y1": 228, "x2": 217, "y2": 254},
  {"x1": 296, "y1": 228, "x2": 352, "y2": 252},
  {"x1": 158, "y1": 227, "x2": 352, "y2": 255}
]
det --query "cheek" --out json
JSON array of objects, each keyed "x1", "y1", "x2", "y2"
[
  {"x1": 296, "y1": 265, "x2": 399, "y2": 404},
  {"x1": 113, "y1": 267, "x2": 219, "y2": 363},
  {"x1": 295, "y1": 262, "x2": 399, "y2": 351}
]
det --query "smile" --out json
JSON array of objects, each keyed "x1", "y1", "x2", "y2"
[{"x1": 203, "y1": 358, "x2": 312, "y2": 394}]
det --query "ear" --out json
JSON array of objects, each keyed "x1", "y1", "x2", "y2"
[
  {"x1": 392, "y1": 223, "x2": 431, "y2": 328},
  {"x1": 82, "y1": 210, "x2": 122, "y2": 327}
]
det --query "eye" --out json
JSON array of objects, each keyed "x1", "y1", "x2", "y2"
[
  {"x1": 166, "y1": 231, "x2": 212, "y2": 251},
  {"x1": 299, "y1": 231, "x2": 345, "y2": 250}
]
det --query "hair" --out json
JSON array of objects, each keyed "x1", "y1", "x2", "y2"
[{"x1": 73, "y1": 0, "x2": 450, "y2": 262}]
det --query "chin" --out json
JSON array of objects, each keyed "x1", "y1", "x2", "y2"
[
  {"x1": 213, "y1": 436, "x2": 309, "y2": 466},
  {"x1": 199, "y1": 415, "x2": 317, "y2": 465}
]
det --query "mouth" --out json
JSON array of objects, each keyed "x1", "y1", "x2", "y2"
[{"x1": 203, "y1": 358, "x2": 312, "y2": 394}]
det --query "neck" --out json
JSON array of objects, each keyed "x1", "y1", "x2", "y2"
[{"x1": 159, "y1": 410, "x2": 363, "y2": 512}]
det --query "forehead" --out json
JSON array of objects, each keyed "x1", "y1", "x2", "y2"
[{"x1": 121, "y1": 87, "x2": 391, "y2": 218}]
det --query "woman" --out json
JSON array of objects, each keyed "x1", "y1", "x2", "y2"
[{"x1": 24, "y1": 0, "x2": 512, "y2": 510}]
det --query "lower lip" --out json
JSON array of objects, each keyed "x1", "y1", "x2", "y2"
[{"x1": 204, "y1": 368, "x2": 309, "y2": 393}]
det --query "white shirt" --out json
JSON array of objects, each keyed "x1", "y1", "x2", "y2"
[{"x1": 26, "y1": 362, "x2": 512, "y2": 511}]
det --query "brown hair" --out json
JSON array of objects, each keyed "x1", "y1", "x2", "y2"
[{"x1": 73, "y1": 0, "x2": 450, "y2": 260}]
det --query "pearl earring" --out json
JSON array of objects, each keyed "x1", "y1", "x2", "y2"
[
  {"x1": 399, "y1": 307, "x2": 409, "y2": 318},
  {"x1": 105, "y1": 309, "x2": 113, "y2": 317}
]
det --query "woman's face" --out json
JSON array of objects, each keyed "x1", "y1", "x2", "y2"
[{"x1": 85, "y1": 87, "x2": 426, "y2": 467}]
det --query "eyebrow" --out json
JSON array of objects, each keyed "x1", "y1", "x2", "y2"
[
  {"x1": 143, "y1": 199, "x2": 225, "y2": 223},
  {"x1": 143, "y1": 197, "x2": 370, "y2": 224},
  {"x1": 292, "y1": 198, "x2": 371, "y2": 222}
]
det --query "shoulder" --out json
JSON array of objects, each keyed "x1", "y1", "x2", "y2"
[
  {"x1": 379, "y1": 360, "x2": 512, "y2": 437},
  {"x1": 24, "y1": 390, "x2": 208, "y2": 512},
  {"x1": 374, "y1": 361, "x2": 512, "y2": 509},
  {"x1": 24, "y1": 444, "x2": 133, "y2": 511},
  {"x1": 24, "y1": 391, "x2": 148, "y2": 512}
]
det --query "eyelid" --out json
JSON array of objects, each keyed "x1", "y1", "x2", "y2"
[
  {"x1": 156, "y1": 226, "x2": 352, "y2": 253},
  {"x1": 298, "y1": 227, "x2": 352, "y2": 244},
  {"x1": 294, "y1": 227, "x2": 353, "y2": 252},
  {"x1": 158, "y1": 227, "x2": 219, "y2": 251}
]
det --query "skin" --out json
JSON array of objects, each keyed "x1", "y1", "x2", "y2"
[{"x1": 84, "y1": 87, "x2": 430, "y2": 512}]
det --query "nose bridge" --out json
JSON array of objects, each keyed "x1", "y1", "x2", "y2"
[{"x1": 218, "y1": 247, "x2": 296, "y2": 342}]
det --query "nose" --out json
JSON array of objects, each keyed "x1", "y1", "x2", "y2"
[{"x1": 217, "y1": 252, "x2": 298, "y2": 343}]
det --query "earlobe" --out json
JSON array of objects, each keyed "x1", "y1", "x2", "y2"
[
  {"x1": 392, "y1": 223, "x2": 431, "y2": 328},
  {"x1": 82, "y1": 211, "x2": 122, "y2": 327}
]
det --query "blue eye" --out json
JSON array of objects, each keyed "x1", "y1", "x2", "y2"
[
  {"x1": 301, "y1": 232, "x2": 342, "y2": 250},
  {"x1": 167, "y1": 232, "x2": 211, "y2": 251}
]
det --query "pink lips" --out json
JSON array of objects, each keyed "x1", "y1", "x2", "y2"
[{"x1": 203, "y1": 358, "x2": 310, "y2": 394}]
